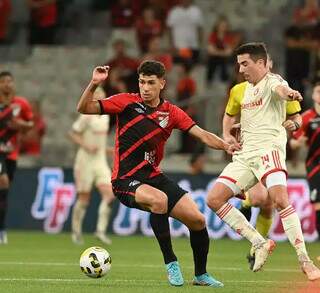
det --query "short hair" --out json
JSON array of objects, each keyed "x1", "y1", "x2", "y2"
[
  {"x1": 235, "y1": 42, "x2": 268, "y2": 64},
  {"x1": 0, "y1": 71, "x2": 13, "y2": 79},
  {"x1": 137, "y1": 60, "x2": 165, "y2": 78},
  {"x1": 313, "y1": 81, "x2": 320, "y2": 88}
]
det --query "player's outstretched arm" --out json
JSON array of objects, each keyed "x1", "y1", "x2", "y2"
[
  {"x1": 222, "y1": 113, "x2": 239, "y2": 144},
  {"x1": 77, "y1": 66, "x2": 109, "y2": 114},
  {"x1": 188, "y1": 125, "x2": 241, "y2": 154},
  {"x1": 275, "y1": 85, "x2": 303, "y2": 102}
]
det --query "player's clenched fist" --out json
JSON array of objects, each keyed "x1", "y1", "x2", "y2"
[
  {"x1": 288, "y1": 90, "x2": 303, "y2": 102},
  {"x1": 92, "y1": 66, "x2": 110, "y2": 85}
]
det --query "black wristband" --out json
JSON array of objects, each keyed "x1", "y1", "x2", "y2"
[{"x1": 293, "y1": 121, "x2": 300, "y2": 130}]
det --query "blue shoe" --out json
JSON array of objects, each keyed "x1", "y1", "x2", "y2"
[
  {"x1": 0, "y1": 230, "x2": 8, "y2": 244},
  {"x1": 193, "y1": 273, "x2": 224, "y2": 287},
  {"x1": 166, "y1": 261, "x2": 184, "y2": 286}
]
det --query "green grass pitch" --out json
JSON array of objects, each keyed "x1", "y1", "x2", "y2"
[{"x1": 0, "y1": 231, "x2": 319, "y2": 293}]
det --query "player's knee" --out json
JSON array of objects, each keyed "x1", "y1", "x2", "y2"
[
  {"x1": 0, "y1": 175, "x2": 9, "y2": 188},
  {"x1": 150, "y1": 194, "x2": 168, "y2": 214},
  {"x1": 272, "y1": 196, "x2": 289, "y2": 211},
  {"x1": 190, "y1": 213, "x2": 206, "y2": 230},
  {"x1": 206, "y1": 193, "x2": 220, "y2": 211}
]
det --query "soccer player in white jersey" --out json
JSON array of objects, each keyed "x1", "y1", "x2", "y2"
[
  {"x1": 206, "y1": 42, "x2": 320, "y2": 281},
  {"x1": 70, "y1": 87, "x2": 114, "y2": 245}
]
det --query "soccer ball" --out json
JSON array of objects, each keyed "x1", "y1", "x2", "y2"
[{"x1": 79, "y1": 246, "x2": 111, "y2": 278}]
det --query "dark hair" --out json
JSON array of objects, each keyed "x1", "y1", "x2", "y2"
[
  {"x1": 235, "y1": 42, "x2": 268, "y2": 64},
  {"x1": 189, "y1": 152, "x2": 204, "y2": 165},
  {"x1": 137, "y1": 60, "x2": 166, "y2": 78},
  {"x1": 0, "y1": 71, "x2": 13, "y2": 79},
  {"x1": 313, "y1": 81, "x2": 320, "y2": 87}
]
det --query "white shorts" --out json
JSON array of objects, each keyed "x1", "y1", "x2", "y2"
[
  {"x1": 218, "y1": 147, "x2": 287, "y2": 193},
  {"x1": 74, "y1": 159, "x2": 111, "y2": 192}
]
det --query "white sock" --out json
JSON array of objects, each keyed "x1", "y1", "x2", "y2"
[
  {"x1": 216, "y1": 202, "x2": 265, "y2": 246},
  {"x1": 71, "y1": 200, "x2": 87, "y2": 235},
  {"x1": 279, "y1": 205, "x2": 309, "y2": 260},
  {"x1": 96, "y1": 200, "x2": 111, "y2": 234}
]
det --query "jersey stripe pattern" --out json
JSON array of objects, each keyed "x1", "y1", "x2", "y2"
[
  {"x1": 293, "y1": 108, "x2": 320, "y2": 179},
  {"x1": 99, "y1": 93, "x2": 195, "y2": 181},
  {"x1": 0, "y1": 104, "x2": 15, "y2": 153}
]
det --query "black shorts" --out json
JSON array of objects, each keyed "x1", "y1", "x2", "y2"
[
  {"x1": 308, "y1": 171, "x2": 320, "y2": 203},
  {"x1": 112, "y1": 174, "x2": 187, "y2": 212},
  {"x1": 0, "y1": 155, "x2": 16, "y2": 183}
]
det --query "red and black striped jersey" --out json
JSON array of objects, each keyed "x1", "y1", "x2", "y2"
[
  {"x1": 98, "y1": 93, "x2": 195, "y2": 181},
  {"x1": 293, "y1": 108, "x2": 320, "y2": 179},
  {"x1": 0, "y1": 103, "x2": 14, "y2": 153}
]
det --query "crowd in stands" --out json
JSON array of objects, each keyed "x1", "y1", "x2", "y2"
[{"x1": 1, "y1": 0, "x2": 320, "y2": 160}]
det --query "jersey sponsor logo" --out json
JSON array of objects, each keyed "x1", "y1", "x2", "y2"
[
  {"x1": 241, "y1": 98, "x2": 263, "y2": 110},
  {"x1": 144, "y1": 150, "x2": 156, "y2": 165},
  {"x1": 134, "y1": 107, "x2": 145, "y2": 114},
  {"x1": 128, "y1": 180, "x2": 141, "y2": 187},
  {"x1": 31, "y1": 167, "x2": 76, "y2": 233}
]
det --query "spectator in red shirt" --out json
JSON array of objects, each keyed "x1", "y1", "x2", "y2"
[
  {"x1": 111, "y1": 0, "x2": 138, "y2": 28},
  {"x1": 142, "y1": 36, "x2": 173, "y2": 71},
  {"x1": 27, "y1": 0, "x2": 58, "y2": 45},
  {"x1": 206, "y1": 16, "x2": 237, "y2": 84},
  {"x1": 106, "y1": 39, "x2": 140, "y2": 92},
  {"x1": 20, "y1": 100, "x2": 46, "y2": 157},
  {"x1": 135, "y1": 7, "x2": 162, "y2": 53},
  {"x1": 0, "y1": 0, "x2": 11, "y2": 44}
]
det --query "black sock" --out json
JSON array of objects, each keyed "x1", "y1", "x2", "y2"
[
  {"x1": 0, "y1": 189, "x2": 8, "y2": 230},
  {"x1": 189, "y1": 227, "x2": 209, "y2": 276},
  {"x1": 316, "y1": 210, "x2": 320, "y2": 240},
  {"x1": 240, "y1": 205, "x2": 252, "y2": 222},
  {"x1": 150, "y1": 213, "x2": 177, "y2": 264}
]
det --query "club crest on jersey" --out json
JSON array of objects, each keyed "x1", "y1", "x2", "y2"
[{"x1": 157, "y1": 111, "x2": 169, "y2": 128}]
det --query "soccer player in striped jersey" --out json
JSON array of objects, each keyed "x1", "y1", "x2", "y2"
[
  {"x1": 206, "y1": 42, "x2": 320, "y2": 280},
  {"x1": 290, "y1": 82, "x2": 320, "y2": 259},
  {"x1": 77, "y1": 60, "x2": 240, "y2": 287}
]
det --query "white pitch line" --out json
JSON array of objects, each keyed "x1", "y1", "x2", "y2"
[
  {"x1": 0, "y1": 261, "x2": 301, "y2": 273},
  {"x1": 0, "y1": 278, "x2": 312, "y2": 285}
]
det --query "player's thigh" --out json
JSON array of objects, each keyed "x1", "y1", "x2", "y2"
[
  {"x1": 248, "y1": 182, "x2": 269, "y2": 206},
  {"x1": 170, "y1": 194, "x2": 205, "y2": 230},
  {"x1": 74, "y1": 161, "x2": 94, "y2": 194},
  {"x1": 112, "y1": 179, "x2": 167, "y2": 213},
  {"x1": 213, "y1": 159, "x2": 257, "y2": 195},
  {"x1": 94, "y1": 164, "x2": 114, "y2": 202},
  {"x1": 148, "y1": 174, "x2": 187, "y2": 213},
  {"x1": 77, "y1": 191, "x2": 91, "y2": 204}
]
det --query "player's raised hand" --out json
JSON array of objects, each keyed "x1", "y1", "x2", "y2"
[
  {"x1": 288, "y1": 90, "x2": 303, "y2": 102},
  {"x1": 92, "y1": 66, "x2": 110, "y2": 85}
]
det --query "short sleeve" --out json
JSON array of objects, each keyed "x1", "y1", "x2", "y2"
[
  {"x1": 225, "y1": 85, "x2": 242, "y2": 116},
  {"x1": 269, "y1": 74, "x2": 289, "y2": 93},
  {"x1": 20, "y1": 99, "x2": 34, "y2": 121},
  {"x1": 72, "y1": 115, "x2": 88, "y2": 133},
  {"x1": 98, "y1": 93, "x2": 131, "y2": 114},
  {"x1": 171, "y1": 105, "x2": 196, "y2": 131}
]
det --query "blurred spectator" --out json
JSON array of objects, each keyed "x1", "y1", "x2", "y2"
[
  {"x1": 135, "y1": 7, "x2": 162, "y2": 53},
  {"x1": 105, "y1": 39, "x2": 140, "y2": 92},
  {"x1": 206, "y1": 16, "x2": 237, "y2": 84},
  {"x1": 142, "y1": 36, "x2": 173, "y2": 71},
  {"x1": 111, "y1": 0, "x2": 138, "y2": 28},
  {"x1": 176, "y1": 62, "x2": 199, "y2": 153},
  {"x1": 27, "y1": 0, "x2": 58, "y2": 45},
  {"x1": 284, "y1": 14, "x2": 315, "y2": 108},
  {"x1": 189, "y1": 152, "x2": 206, "y2": 175},
  {"x1": 166, "y1": 0, "x2": 204, "y2": 64},
  {"x1": 0, "y1": 0, "x2": 11, "y2": 45},
  {"x1": 20, "y1": 100, "x2": 46, "y2": 157},
  {"x1": 293, "y1": 0, "x2": 320, "y2": 26}
]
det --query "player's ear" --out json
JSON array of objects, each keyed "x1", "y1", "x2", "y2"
[{"x1": 160, "y1": 78, "x2": 166, "y2": 90}]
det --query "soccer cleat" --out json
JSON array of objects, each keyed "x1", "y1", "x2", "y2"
[
  {"x1": 0, "y1": 230, "x2": 8, "y2": 244},
  {"x1": 299, "y1": 255, "x2": 320, "y2": 281},
  {"x1": 94, "y1": 231, "x2": 112, "y2": 245},
  {"x1": 252, "y1": 239, "x2": 276, "y2": 272},
  {"x1": 192, "y1": 273, "x2": 224, "y2": 287},
  {"x1": 317, "y1": 256, "x2": 320, "y2": 262},
  {"x1": 71, "y1": 232, "x2": 84, "y2": 245},
  {"x1": 247, "y1": 252, "x2": 255, "y2": 271},
  {"x1": 166, "y1": 261, "x2": 184, "y2": 286}
]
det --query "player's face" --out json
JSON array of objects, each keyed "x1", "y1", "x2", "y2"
[
  {"x1": 138, "y1": 74, "x2": 165, "y2": 105},
  {"x1": 0, "y1": 75, "x2": 15, "y2": 96},
  {"x1": 237, "y1": 54, "x2": 266, "y2": 84},
  {"x1": 312, "y1": 85, "x2": 320, "y2": 104}
]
